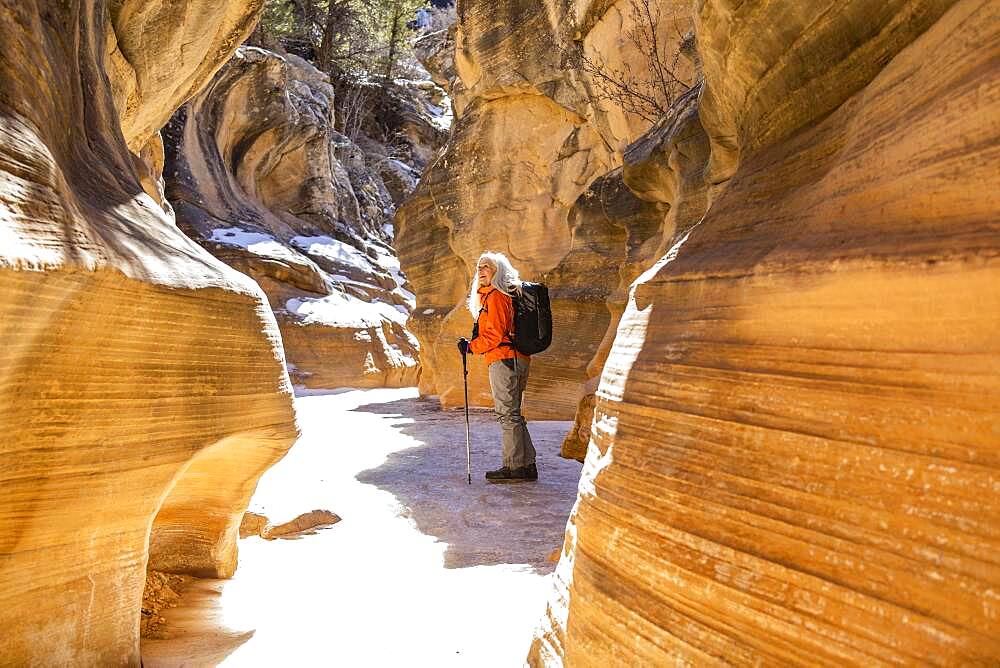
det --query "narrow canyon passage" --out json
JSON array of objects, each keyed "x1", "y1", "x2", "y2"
[{"x1": 142, "y1": 388, "x2": 580, "y2": 666}]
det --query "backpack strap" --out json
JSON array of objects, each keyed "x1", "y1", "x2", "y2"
[
  {"x1": 476, "y1": 288, "x2": 516, "y2": 349},
  {"x1": 476, "y1": 288, "x2": 495, "y2": 319}
]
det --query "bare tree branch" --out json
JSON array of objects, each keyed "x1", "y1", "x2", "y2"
[{"x1": 567, "y1": 0, "x2": 689, "y2": 124}]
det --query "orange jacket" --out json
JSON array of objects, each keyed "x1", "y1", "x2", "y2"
[{"x1": 469, "y1": 286, "x2": 530, "y2": 366}]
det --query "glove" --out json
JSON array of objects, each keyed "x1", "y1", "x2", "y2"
[{"x1": 457, "y1": 337, "x2": 470, "y2": 355}]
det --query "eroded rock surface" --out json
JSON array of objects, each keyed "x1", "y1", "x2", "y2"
[
  {"x1": 396, "y1": 0, "x2": 695, "y2": 422},
  {"x1": 0, "y1": 1, "x2": 297, "y2": 662},
  {"x1": 164, "y1": 47, "x2": 429, "y2": 388},
  {"x1": 532, "y1": 0, "x2": 1000, "y2": 664},
  {"x1": 560, "y1": 84, "x2": 710, "y2": 459}
]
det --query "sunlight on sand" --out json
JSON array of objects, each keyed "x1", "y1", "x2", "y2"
[{"x1": 143, "y1": 388, "x2": 581, "y2": 667}]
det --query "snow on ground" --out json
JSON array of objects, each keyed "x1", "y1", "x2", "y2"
[
  {"x1": 142, "y1": 388, "x2": 580, "y2": 667},
  {"x1": 207, "y1": 228, "x2": 417, "y2": 329},
  {"x1": 285, "y1": 235, "x2": 417, "y2": 320}
]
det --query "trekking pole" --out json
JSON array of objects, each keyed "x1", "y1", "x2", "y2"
[{"x1": 461, "y1": 349, "x2": 472, "y2": 484}]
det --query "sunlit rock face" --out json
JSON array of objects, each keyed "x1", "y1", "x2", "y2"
[
  {"x1": 560, "y1": 83, "x2": 710, "y2": 459},
  {"x1": 396, "y1": 0, "x2": 694, "y2": 418},
  {"x1": 553, "y1": 170, "x2": 671, "y2": 459},
  {"x1": 164, "y1": 47, "x2": 422, "y2": 389},
  {"x1": 0, "y1": 0, "x2": 296, "y2": 663},
  {"x1": 532, "y1": 0, "x2": 1000, "y2": 664}
]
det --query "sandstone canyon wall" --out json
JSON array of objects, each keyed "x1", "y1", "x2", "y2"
[
  {"x1": 0, "y1": 1, "x2": 299, "y2": 662},
  {"x1": 396, "y1": 0, "x2": 695, "y2": 428},
  {"x1": 163, "y1": 47, "x2": 446, "y2": 389},
  {"x1": 532, "y1": 0, "x2": 1000, "y2": 664}
]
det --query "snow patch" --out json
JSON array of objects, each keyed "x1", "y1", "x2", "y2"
[
  {"x1": 371, "y1": 247, "x2": 400, "y2": 273},
  {"x1": 287, "y1": 290, "x2": 408, "y2": 329},
  {"x1": 209, "y1": 226, "x2": 273, "y2": 248},
  {"x1": 248, "y1": 240, "x2": 309, "y2": 263},
  {"x1": 371, "y1": 246, "x2": 415, "y2": 310},
  {"x1": 393, "y1": 286, "x2": 416, "y2": 310},
  {"x1": 427, "y1": 100, "x2": 453, "y2": 131},
  {"x1": 208, "y1": 227, "x2": 308, "y2": 263},
  {"x1": 387, "y1": 158, "x2": 419, "y2": 179},
  {"x1": 292, "y1": 235, "x2": 372, "y2": 271}
]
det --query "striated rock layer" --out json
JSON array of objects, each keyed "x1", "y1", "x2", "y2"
[
  {"x1": 532, "y1": 0, "x2": 1000, "y2": 664},
  {"x1": 0, "y1": 0, "x2": 298, "y2": 662},
  {"x1": 164, "y1": 47, "x2": 430, "y2": 389},
  {"x1": 396, "y1": 0, "x2": 695, "y2": 422},
  {"x1": 561, "y1": 83, "x2": 710, "y2": 459}
]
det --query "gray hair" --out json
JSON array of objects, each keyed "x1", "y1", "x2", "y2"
[{"x1": 467, "y1": 251, "x2": 523, "y2": 317}]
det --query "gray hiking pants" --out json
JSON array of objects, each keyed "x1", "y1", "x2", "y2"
[{"x1": 488, "y1": 357, "x2": 536, "y2": 469}]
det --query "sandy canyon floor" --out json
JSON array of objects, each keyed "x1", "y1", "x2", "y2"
[{"x1": 142, "y1": 387, "x2": 580, "y2": 666}]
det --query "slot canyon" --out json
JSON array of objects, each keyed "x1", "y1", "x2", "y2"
[{"x1": 1, "y1": 0, "x2": 997, "y2": 665}]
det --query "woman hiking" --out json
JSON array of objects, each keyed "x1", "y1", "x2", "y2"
[{"x1": 457, "y1": 252, "x2": 537, "y2": 482}]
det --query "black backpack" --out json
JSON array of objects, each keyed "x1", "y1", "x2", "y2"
[
  {"x1": 473, "y1": 282, "x2": 552, "y2": 355},
  {"x1": 512, "y1": 282, "x2": 552, "y2": 355}
]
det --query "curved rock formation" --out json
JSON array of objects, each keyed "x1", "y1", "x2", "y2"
[
  {"x1": 0, "y1": 1, "x2": 297, "y2": 662},
  {"x1": 551, "y1": 170, "x2": 670, "y2": 457},
  {"x1": 532, "y1": 0, "x2": 1000, "y2": 663},
  {"x1": 560, "y1": 84, "x2": 710, "y2": 459},
  {"x1": 165, "y1": 47, "x2": 428, "y2": 389},
  {"x1": 107, "y1": 0, "x2": 265, "y2": 151},
  {"x1": 396, "y1": 0, "x2": 695, "y2": 421}
]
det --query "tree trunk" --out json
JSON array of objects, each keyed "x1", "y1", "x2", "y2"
[
  {"x1": 319, "y1": 0, "x2": 343, "y2": 73},
  {"x1": 383, "y1": 0, "x2": 403, "y2": 81}
]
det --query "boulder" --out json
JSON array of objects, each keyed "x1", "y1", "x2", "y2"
[
  {"x1": 413, "y1": 27, "x2": 457, "y2": 94},
  {"x1": 532, "y1": 0, "x2": 1000, "y2": 663},
  {"x1": 0, "y1": 1, "x2": 299, "y2": 663},
  {"x1": 164, "y1": 47, "x2": 421, "y2": 389}
]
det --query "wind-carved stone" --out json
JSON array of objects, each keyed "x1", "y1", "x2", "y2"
[
  {"x1": 1, "y1": 0, "x2": 297, "y2": 663},
  {"x1": 165, "y1": 47, "x2": 428, "y2": 389},
  {"x1": 396, "y1": 0, "x2": 695, "y2": 425},
  {"x1": 532, "y1": 0, "x2": 1000, "y2": 664}
]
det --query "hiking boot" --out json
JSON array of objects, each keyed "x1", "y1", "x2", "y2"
[
  {"x1": 485, "y1": 466, "x2": 526, "y2": 483},
  {"x1": 485, "y1": 464, "x2": 538, "y2": 483}
]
